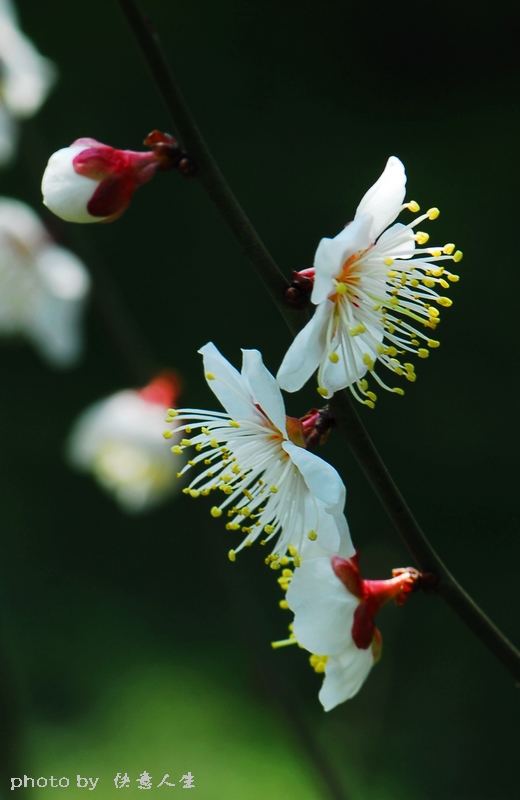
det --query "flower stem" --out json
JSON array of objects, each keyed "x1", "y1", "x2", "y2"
[{"x1": 116, "y1": 0, "x2": 520, "y2": 683}]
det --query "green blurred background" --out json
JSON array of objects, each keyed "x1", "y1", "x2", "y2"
[{"x1": 1, "y1": 0, "x2": 519, "y2": 798}]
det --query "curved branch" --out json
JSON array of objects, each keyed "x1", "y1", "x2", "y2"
[{"x1": 116, "y1": 0, "x2": 520, "y2": 683}]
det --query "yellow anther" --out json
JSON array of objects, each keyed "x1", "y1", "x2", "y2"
[
  {"x1": 437, "y1": 297, "x2": 453, "y2": 307},
  {"x1": 279, "y1": 600, "x2": 289, "y2": 609},
  {"x1": 264, "y1": 524, "x2": 275, "y2": 534},
  {"x1": 188, "y1": 460, "x2": 195, "y2": 467},
  {"x1": 288, "y1": 545, "x2": 298, "y2": 557},
  {"x1": 393, "y1": 387, "x2": 405, "y2": 395},
  {"x1": 364, "y1": 399, "x2": 375, "y2": 409},
  {"x1": 418, "y1": 348, "x2": 429, "y2": 358},
  {"x1": 387, "y1": 324, "x2": 395, "y2": 334},
  {"x1": 362, "y1": 354, "x2": 375, "y2": 370},
  {"x1": 210, "y1": 439, "x2": 219, "y2": 448},
  {"x1": 201, "y1": 426, "x2": 210, "y2": 435},
  {"x1": 282, "y1": 569, "x2": 293, "y2": 578},
  {"x1": 428, "y1": 307, "x2": 440, "y2": 317},
  {"x1": 317, "y1": 386, "x2": 329, "y2": 397},
  {"x1": 231, "y1": 465, "x2": 240, "y2": 474},
  {"x1": 360, "y1": 379, "x2": 369, "y2": 390},
  {"x1": 205, "y1": 372, "x2": 216, "y2": 380},
  {"x1": 453, "y1": 250, "x2": 463, "y2": 263},
  {"x1": 307, "y1": 530, "x2": 318, "y2": 541},
  {"x1": 182, "y1": 488, "x2": 190, "y2": 494},
  {"x1": 409, "y1": 278, "x2": 419, "y2": 288},
  {"x1": 210, "y1": 507, "x2": 222, "y2": 518},
  {"x1": 376, "y1": 344, "x2": 385, "y2": 354},
  {"x1": 228, "y1": 549, "x2": 236, "y2": 562},
  {"x1": 439, "y1": 279, "x2": 449, "y2": 289},
  {"x1": 200, "y1": 489, "x2": 210, "y2": 496},
  {"x1": 329, "y1": 352, "x2": 340, "y2": 363},
  {"x1": 366, "y1": 391, "x2": 377, "y2": 402},
  {"x1": 204, "y1": 458, "x2": 212, "y2": 465},
  {"x1": 387, "y1": 269, "x2": 398, "y2": 278},
  {"x1": 405, "y1": 373, "x2": 417, "y2": 382},
  {"x1": 293, "y1": 556, "x2": 302, "y2": 567},
  {"x1": 415, "y1": 231, "x2": 430, "y2": 245},
  {"x1": 240, "y1": 506, "x2": 251, "y2": 517},
  {"x1": 427, "y1": 339, "x2": 440, "y2": 348},
  {"x1": 385, "y1": 346, "x2": 398, "y2": 357},
  {"x1": 430, "y1": 249, "x2": 442, "y2": 258},
  {"x1": 279, "y1": 556, "x2": 290, "y2": 566},
  {"x1": 185, "y1": 426, "x2": 192, "y2": 434},
  {"x1": 270, "y1": 561, "x2": 281, "y2": 570},
  {"x1": 270, "y1": 485, "x2": 278, "y2": 493},
  {"x1": 384, "y1": 257, "x2": 394, "y2": 267},
  {"x1": 407, "y1": 200, "x2": 420, "y2": 212},
  {"x1": 229, "y1": 420, "x2": 241, "y2": 428},
  {"x1": 400, "y1": 272, "x2": 407, "y2": 286},
  {"x1": 443, "y1": 243, "x2": 455, "y2": 255},
  {"x1": 226, "y1": 523, "x2": 240, "y2": 531},
  {"x1": 404, "y1": 362, "x2": 414, "y2": 371},
  {"x1": 431, "y1": 267, "x2": 444, "y2": 277},
  {"x1": 427, "y1": 207, "x2": 440, "y2": 220},
  {"x1": 189, "y1": 489, "x2": 200, "y2": 498},
  {"x1": 167, "y1": 408, "x2": 178, "y2": 417},
  {"x1": 422, "y1": 278, "x2": 435, "y2": 288},
  {"x1": 180, "y1": 438, "x2": 191, "y2": 447},
  {"x1": 335, "y1": 281, "x2": 348, "y2": 294},
  {"x1": 447, "y1": 273, "x2": 460, "y2": 282},
  {"x1": 221, "y1": 485, "x2": 233, "y2": 495},
  {"x1": 171, "y1": 445, "x2": 183, "y2": 455},
  {"x1": 163, "y1": 430, "x2": 174, "y2": 439}
]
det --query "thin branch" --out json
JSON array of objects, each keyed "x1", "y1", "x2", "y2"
[{"x1": 116, "y1": 0, "x2": 520, "y2": 684}]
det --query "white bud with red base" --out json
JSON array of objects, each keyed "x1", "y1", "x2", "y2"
[{"x1": 41, "y1": 138, "x2": 167, "y2": 224}]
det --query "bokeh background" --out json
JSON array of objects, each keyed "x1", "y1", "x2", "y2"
[{"x1": 1, "y1": 1, "x2": 519, "y2": 798}]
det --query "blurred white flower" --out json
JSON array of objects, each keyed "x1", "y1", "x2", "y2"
[
  {"x1": 277, "y1": 156, "x2": 462, "y2": 405},
  {"x1": 68, "y1": 374, "x2": 183, "y2": 513},
  {"x1": 166, "y1": 342, "x2": 353, "y2": 562},
  {"x1": 274, "y1": 548, "x2": 417, "y2": 711},
  {"x1": 0, "y1": 0, "x2": 56, "y2": 165},
  {"x1": 0, "y1": 197, "x2": 90, "y2": 366},
  {"x1": 42, "y1": 137, "x2": 169, "y2": 223}
]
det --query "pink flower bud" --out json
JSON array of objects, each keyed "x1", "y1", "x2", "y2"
[{"x1": 41, "y1": 138, "x2": 162, "y2": 223}]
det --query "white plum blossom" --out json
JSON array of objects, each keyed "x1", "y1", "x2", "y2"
[
  {"x1": 68, "y1": 375, "x2": 182, "y2": 513},
  {"x1": 0, "y1": 0, "x2": 56, "y2": 165},
  {"x1": 277, "y1": 548, "x2": 417, "y2": 711},
  {"x1": 0, "y1": 197, "x2": 90, "y2": 366},
  {"x1": 165, "y1": 342, "x2": 353, "y2": 562},
  {"x1": 277, "y1": 156, "x2": 462, "y2": 405}
]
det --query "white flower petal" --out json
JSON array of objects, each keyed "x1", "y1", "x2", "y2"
[
  {"x1": 276, "y1": 300, "x2": 333, "y2": 393},
  {"x1": 241, "y1": 348, "x2": 287, "y2": 437},
  {"x1": 312, "y1": 215, "x2": 372, "y2": 304},
  {"x1": 41, "y1": 146, "x2": 102, "y2": 224},
  {"x1": 282, "y1": 440, "x2": 346, "y2": 513},
  {"x1": 319, "y1": 644, "x2": 374, "y2": 711},
  {"x1": 375, "y1": 222, "x2": 415, "y2": 258},
  {"x1": 287, "y1": 556, "x2": 357, "y2": 655},
  {"x1": 198, "y1": 342, "x2": 260, "y2": 423},
  {"x1": 355, "y1": 156, "x2": 406, "y2": 243}
]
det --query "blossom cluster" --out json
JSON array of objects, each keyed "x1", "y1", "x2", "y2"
[
  {"x1": 39, "y1": 137, "x2": 461, "y2": 710},
  {"x1": 156, "y1": 156, "x2": 460, "y2": 710}
]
